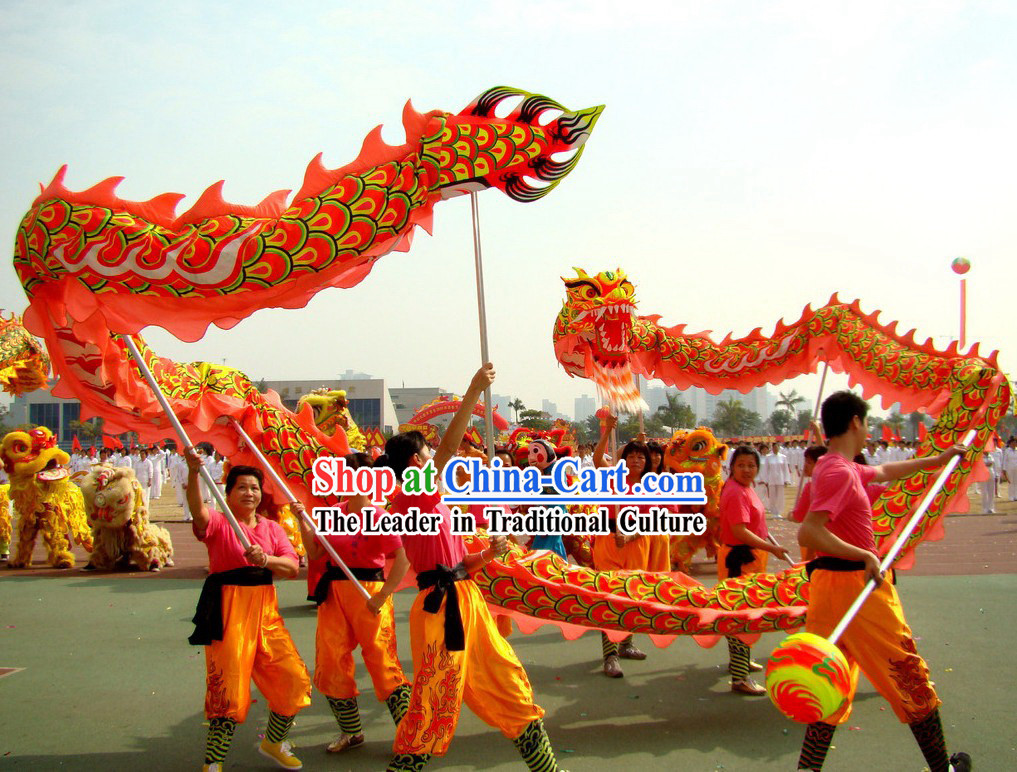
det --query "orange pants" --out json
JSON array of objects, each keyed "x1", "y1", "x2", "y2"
[
  {"x1": 646, "y1": 534, "x2": 671, "y2": 572},
  {"x1": 204, "y1": 585, "x2": 311, "y2": 723},
  {"x1": 716, "y1": 544, "x2": 769, "y2": 581},
  {"x1": 806, "y1": 569, "x2": 940, "y2": 724},
  {"x1": 393, "y1": 579, "x2": 544, "y2": 757},
  {"x1": 314, "y1": 579, "x2": 409, "y2": 701},
  {"x1": 592, "y1": 533, "x2": 648, "y2": 571}
]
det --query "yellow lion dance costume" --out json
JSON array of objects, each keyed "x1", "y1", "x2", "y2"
[
  {"x1": 663, "y1": 427, "x2": 728, "y2": 572},
  {"x1": 0, "y1": 483, "x2": 11, "y2": 560},
  {"x1": 2, "y1": 427, "x2": 92, "y2": 568},
  {"x1": 80, "y1": 464, "x2": 174, "y2": 571},
  {"x1": 296, "y1": 387, "x2": 366, "y2": 451}
]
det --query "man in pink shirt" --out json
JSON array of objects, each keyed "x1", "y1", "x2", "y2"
[{"x1": 797, "y1": 391, "x2": 969, "y2": 772}]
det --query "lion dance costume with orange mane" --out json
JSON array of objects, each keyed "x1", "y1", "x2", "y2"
[{"x1": 2, "y1": 427, "x2": 92, "y2": 568}]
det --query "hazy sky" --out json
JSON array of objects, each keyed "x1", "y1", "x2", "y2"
[{"x1": 2, "y1": 1, "x2": 1014, "y2": 420}]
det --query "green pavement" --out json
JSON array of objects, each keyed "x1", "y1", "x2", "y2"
[{"x1": 1, "y1": 574, "x2": 1014, "y2": 770}]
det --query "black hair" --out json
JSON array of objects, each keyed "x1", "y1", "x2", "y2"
[
  {"x1": 821, "y1": 390, "x2": 868, "y2": 439},
  {"x1": 804, "y1": 445, "x2": 828, "y2": 463},
  {"x1": 379, "y1": 431, "x2": 427, "y2": 478},
  {"x1": 345, "y1": 452, "x2": 372, "y2": 470},
  {"x1": 647, "y1": 440, "x2": 665, "y2": 473},
  {"x1": 853, "y1": 454, "x2": 868, "y2": 465},
  {"x1": 619, "y1": 441, "x2": 652, "y2": 480},
  {"x1": 729, "y1": 445, "x2": 761, "y2": 471},
  {"x1": 225, "y1": 465, "x2": 263, "y2": 494}
]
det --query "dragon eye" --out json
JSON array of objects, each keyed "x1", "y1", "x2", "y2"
[{"x1": 691, "y1": 440, "x2": 706, "y2": 452}]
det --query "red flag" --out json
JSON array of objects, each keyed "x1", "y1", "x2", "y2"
[
  {"x1": 72, "y1": 435, "x2": 82, "y2": 452},
  {"x1": 103, "y1": 434, "x2": 123, "y2": 449},
  {"x1": 881, "y1": 425, "x2": 893, "y2": 442},
  {"x1": 88, "y1": 444, "x2": 96, "y2": 455},
  {"x1": 129, "y1": 437, "x2": 136, "y2": 452},
  {"x1": 918, "y1": 423, "x2": 927, "y2": 442}
]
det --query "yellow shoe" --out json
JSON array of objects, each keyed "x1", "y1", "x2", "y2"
[
  {"x1": 201, "y1": 765, "x2": 222, "y2": 772},
  {"x1": 258, "y1": 739, "x2": 303, "y2": 769}
]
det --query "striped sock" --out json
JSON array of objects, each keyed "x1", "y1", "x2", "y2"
[
  {"x1": 326, "y1": 695, "x2": 362, "y2": 736},
  {"x1": 385, "y1": 684, "x2": 412, "y2": 725},
  {"x1": 386, "y1": 752, "x2": 431, "y2": 771},
  {"x1": 601, "y1": 632, "x2": 618, "y2": 660},
  {"x1": 727, "y1": 636, "x2": 751, "y2": 681},
  {"x1": 797, "y1": 721, "x2": 836, "y2": 770},
  {"x1": 512, "y1": 719, "x2": 559, "y2": 772},
  {"x1": 264, "y1": 711, "x2": 295, "y2": 744},
  {"x1": 204, "y1": 717, "x2": 236, "y2": 765},
  {"x1": 910, "y1": 708, "x2": 949, "y2": 772}
]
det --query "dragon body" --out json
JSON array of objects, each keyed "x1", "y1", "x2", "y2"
[
  {"x1": 14, "y1": 88, "x2": 602, "y2": 507},
  {"x1": 554, "y1": 268, "x2": 1010, "y2": 572}
]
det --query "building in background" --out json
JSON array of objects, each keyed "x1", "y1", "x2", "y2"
[{"x1": 574, "y1": 394, "x2": 596, "y2": 424}]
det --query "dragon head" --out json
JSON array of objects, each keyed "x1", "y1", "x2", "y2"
[
  {"x1": 553, "y1": 268, "x2": 645, "y2": 412},
  {"x1": 0, "y1": 311, "x2": 50, "y2": 397},
  {"x1": 1, "y1": 427, "x2": 70, "y2": 483},
  {"x1": 420, "y1": 87, "x2": 604, "y2": 202},
  {"x1": 663, "y1": 427, "x2": 728, "y2": 480}
]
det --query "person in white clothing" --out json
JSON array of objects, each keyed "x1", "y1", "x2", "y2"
[
  {"x1": 980, "y1": 452, "x2": 997, "y2": 514},
  {"x1": 149, "y1": 446, "x2": 164, "y2": 501},
  {"x1": 134, "y1": 449, "x2": 154, "y2": 508},
  {"x1": 1002, "y1": 437, "x2": 1017, "y2": 502}
]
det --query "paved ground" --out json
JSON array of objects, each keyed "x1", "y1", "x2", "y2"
[{"x1": 2, "y1": 484, "x2": 1015, "y2": 770}]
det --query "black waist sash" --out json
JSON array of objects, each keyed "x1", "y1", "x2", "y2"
[
  {"x1": 416, "y1": 562, "x2": 469, "y2": 651},
  {"x1": 189, "y1": 566, "x2": 273, "y2": 646},
  {"x1": 723, "y1": 544, "x2": 757, "y2": 578},
  {"x1": 805, "y1": 556, "x2": 866, "y2": 578},
  {"x1": 806, "y1": 556, "x2": 895, "y2": 584},
  {"x1": 311, "y1": 564, "x2": 386, "y2": 605}
]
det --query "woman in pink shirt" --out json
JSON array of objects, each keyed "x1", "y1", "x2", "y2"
[
  {"x1": 298, "y1": 452, "x2": 412, "y2": 754},
  {"x1": 718, "y1": 446, "x2": 791, "y2": 695},
  {"x1": 184, "y1": 449, "x2": 310, "y2": 772}
]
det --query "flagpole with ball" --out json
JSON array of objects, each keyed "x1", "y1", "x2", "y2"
[
  {"x1": 952, "y1": 257, "x2": 970, "y2": 349},
  {"x1": 765, "y1": 429, "x2": 976, "y2": 723}
]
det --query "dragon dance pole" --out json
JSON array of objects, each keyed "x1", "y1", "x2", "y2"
[
  {"x1": 790, "y1": 361, "x2": 831, "y2": 515},
  {"x1": 119, "y1": 335, "x2": 251, "y2": 549},
  {"x1": 636, "y1": 373, "x2": 645, "y2": 435},
  {"x1": 827, "y1": 429, "x2": 976, "y2": 645},
  {"x1": 469, "y1": 192, "x2": 496, "y2": 461},
  {"x1": 228, "y1": 418, "x2": 370, "y2": 600}
]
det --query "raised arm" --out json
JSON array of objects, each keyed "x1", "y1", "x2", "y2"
[
  {"x1": 184, "y1": 447, "x2": 211, "y2": 537},
  {"x1": 432, "y1": 364, "x2": 496, "y2": 475},
  {"x1": 871, "y1": 444, "x2": 966, "y2": 483},
  {"x1": 593, "y1": 413, "x2": 617, "y2": 468}
]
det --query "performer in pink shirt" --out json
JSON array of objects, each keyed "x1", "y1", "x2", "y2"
[
  {"x1": 382, "y1": 364, "x2": 561, "y2": 772},
  {"x1": 184, "y1": 449, "x2": 310, "y2": 772},
  {"x1": 797, "y1": 391, "x2": 969, "y2": 772},
  {"x1": 298, "y1": 452, "x2": 412, "y2": 754}
]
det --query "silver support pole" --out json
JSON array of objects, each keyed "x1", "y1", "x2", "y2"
[
  {"x1": 469, "y1": 192, "x2": 495, "y2": 461},
  {"x1": 790, "y1": 361, "x2": 831, "y2": 514},
  {"x1": 828, "y1": 430, "x2": 975, "y2": 644},
  {"x1": 120, "y1": 335, "x2": 250, "y2": 549}
]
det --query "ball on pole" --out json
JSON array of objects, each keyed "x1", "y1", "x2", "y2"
[
  {"x1": 765, "y1": 632, "x2": 852, "y2": 723},
  {"x1": 950, "y1": 257, "x2": 970, "y2": 275}
]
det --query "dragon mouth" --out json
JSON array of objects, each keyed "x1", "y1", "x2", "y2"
[{"x1": 576, "y1": 302, "x2": 635, "y2": 363}]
